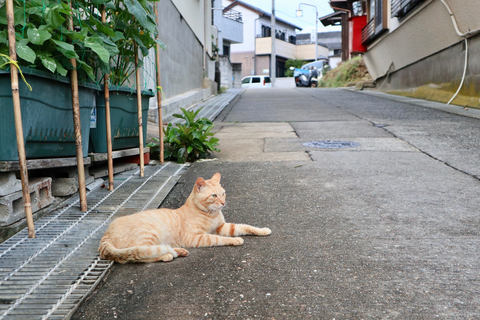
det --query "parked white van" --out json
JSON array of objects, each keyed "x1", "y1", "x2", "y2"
[{"x1": 240, "y1": 75, "x2": 272, "y2": 88}]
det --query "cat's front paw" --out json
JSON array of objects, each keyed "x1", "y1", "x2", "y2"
[
  {"x1": 257, "y1": 227, "x2": 272, "y2": 236},
  {"x1": 230, "y1": 237, "x2": 244, "y2": 246},
  {"x1": 174, "y1": 248, "x2": 189, "y2": 257}
]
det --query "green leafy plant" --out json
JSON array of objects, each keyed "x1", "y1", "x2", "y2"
[
  {"x1": 0, "y1": 0, "x2": 163, "y2": 86},
  {"x1": 105, "y1": 0, "x2": 163, "y2": 86},
  {"x1": 154, "y1": 108, "x2": 220, "y2": 163},
  {"x1": 285, "y1": 59, "x2": 306, "y2": 77},
  {"x1": 0, "y1": 0, "x2": 117, "y2": 81}
]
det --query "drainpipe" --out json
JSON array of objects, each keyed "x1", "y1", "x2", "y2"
[
  {"x1": 203, "y1": 0, "x2": 209, "y2": 78},
  {"x1": 271, "y1": 0, "x2": 276, "y2": 86},
  {"x1": 254, "y1": 17, "x2": 260, "y2": 75},
  {"x1": 439, "y1": 0, "x2": 480, "y2": 104}
]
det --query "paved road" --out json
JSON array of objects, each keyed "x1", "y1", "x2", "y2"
[{"x1": 72, "y1": 88, "x2": 480, "y2": 319}]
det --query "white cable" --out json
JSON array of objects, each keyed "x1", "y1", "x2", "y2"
[
  {"x1": 447, "y1": 38, "x2": 468, "y2": 105},
  {"x1": 439, "y1": 0, "x2": 480, "y2": 38},
  {"x1": 439, "y1": 0, "x2": 480, "y2": 105}
]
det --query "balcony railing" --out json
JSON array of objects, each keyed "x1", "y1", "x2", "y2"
[
  {"x1": 392, "y1": 0, "x2": 425, "y2": 19},
  {"x1": 223, "y1": 9, "x2": 242, "y2": 23},
  {"x1": 361, "y1": 19, "x2": 375, "y2": 44}
]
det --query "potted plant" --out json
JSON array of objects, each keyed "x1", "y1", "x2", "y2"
[
  {"x1": 89, "y1": 0, "x2": 159, "y2": 153},
  {"x1": 0, "y1": 0, "x2": 116, "y2": 160}
]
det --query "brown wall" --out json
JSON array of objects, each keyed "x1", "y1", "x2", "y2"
[
  {"x1": 230, "y1": 51, "x2": 254, "y2": 77},
  {"x1": 255, "y1": 56, "x2": 270, "y2": 76}
]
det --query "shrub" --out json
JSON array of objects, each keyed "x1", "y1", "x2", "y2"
[
  {"x1": 285, "y1": 59, "x2": 306, "y2": 77},
  {"x1": 150, "y1": 108, "x2": 220, "y2": 163},
  {"x1": 318, "y1": 56, "x2": 371, "y2": 88}
]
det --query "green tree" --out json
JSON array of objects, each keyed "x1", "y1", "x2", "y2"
[{"x1": 285, "y1": 59, "x2": 306, "y2": 77}]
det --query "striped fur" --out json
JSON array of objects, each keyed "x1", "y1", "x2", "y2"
[{"x1": 99, "y1": 173, "x2": 271, "y2": 263}]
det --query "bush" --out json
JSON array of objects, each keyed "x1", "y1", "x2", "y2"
[
  {"x1": 318, "y1": 56, "x2": 371, "y2": 88},
  {"x1": 150, "y1": 108, "x2": 220, "y2": 164},
  {"x1": 285, "y1": 59, "x2": 306, "y2": 77}
]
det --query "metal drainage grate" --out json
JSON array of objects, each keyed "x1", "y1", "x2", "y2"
[
  {"x1": 0, "y1": 162, "x2": 187, "y2": 320},
  {"x1": 303, "y1": 140, "x2": 360, "y2": 149}
]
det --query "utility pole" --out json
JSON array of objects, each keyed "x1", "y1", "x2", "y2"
[
  {"x1": 315, "y1": 8, "x2": 318, "y2": 61},
  {"x1": 297, "y1": 3, "x2": 318, "y2": 61},
  {"x1": 270, "y1": 0, "x2": 276, "y2": 86}
]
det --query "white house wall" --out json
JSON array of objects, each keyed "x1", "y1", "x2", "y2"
[
  {"x1": 364, "y1": 0, "x2": 480, "y2": 79},
  {"x1": 228, "y1": 6, "x2": 258, "y2": 53},
  {"x1": 171, "y1": 0, "x2": 213, "y2": 57}
]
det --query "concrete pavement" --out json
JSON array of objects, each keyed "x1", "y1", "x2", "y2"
[
  {"x1": 0, "y1": 89, "x2": 242, "y2": 320},
  {"x1": 72, "y1": 88, "x2": 480, "y2": 319}
]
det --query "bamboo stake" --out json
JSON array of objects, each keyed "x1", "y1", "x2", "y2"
[
  {"x1": 68, "y1": 1, "x2": 87, "y2": 211},
  {"x1": 102, "y1": 8, "x2": 114, "y2": 191},
  {"x1": 154, "y1": 4, "x2": 164, "y2": 163},
  {"x1": 134, "y1": 44, "x2": 144, "y2": 177},
  {"x1": 6, "y1": 0, "x2": 35, "y2": 238}
]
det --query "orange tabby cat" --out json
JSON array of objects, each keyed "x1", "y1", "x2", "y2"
[{"x1": 99, "y1": 173, "x2": 271, "y2": 263}]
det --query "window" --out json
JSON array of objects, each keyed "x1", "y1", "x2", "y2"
[
  {"x1": 391, "y1": 0, "x2": 425, "y2": 19},
  {"x1": 289, "y1": 35, "x2": 296, "y2": 44},
  {"x1": 251, "y1": 77, "x2": 261, "y2": 83},
  {"x1": 261, "y1": 25, "x2": 271, "y2": 37},
  {"x1": 352, "y1": 1, "x2": 364, "y2": 16},
  {"x1": 369, "y1": 0, "x2": 375, "y2": 20},
  {"x1": 241, "y1": 77, "x2": 250, "y2": 84},
  {"x1": 275, "y1": 31, "x2": 286, "y2": 41},
  {"x1": 362, "y1": 0, "x2": 388, "y2": 44},
  {"x1": 223, "y1": 45, "x2": 230, "y2": 56},
  {"x1": 264, "y1": 77, "x2": 271, "y2": 83}
]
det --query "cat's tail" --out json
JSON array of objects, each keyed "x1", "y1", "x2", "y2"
[{"x1": 98, "y1": 237, "x2": 181, "y2": 263}]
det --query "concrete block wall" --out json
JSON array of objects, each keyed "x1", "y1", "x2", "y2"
[
  {"x1": 145, "y1": 0, "x2": 217, "y2": 125},
  {"x1": 219, "y1": 56, "x2": 233, "y2": 88},
  {"x1": 376, "y1": 35, "x2": 480, "y2": 94},
  {"x1": 0, "y1": 177, "x2": 53, "y2": 226}
]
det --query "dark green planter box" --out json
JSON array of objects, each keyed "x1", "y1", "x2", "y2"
[
  {"x1": 90, "y1": 87, "x2": 154, "y2": 153},
  {"x1": 0, "y1": 68, "x2": 97, "y2": 161}
]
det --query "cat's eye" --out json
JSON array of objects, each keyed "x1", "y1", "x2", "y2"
[{"x1": 211, "y1": 194, "x2": 217, "y2": 198}]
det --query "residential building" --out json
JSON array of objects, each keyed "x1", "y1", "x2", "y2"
[
  {"x1": 324, "y1": 0, "x2": 480, "y2": 102},
  {"x1": 146, "y1": 0, "x2": 217, "y2": 123},
  {"x1": 296, "y1": 31, "x2": 342, "y2": 68},
  {"x1": 224, "y1": 0, "x2": 328, "y2": 77},
  {"x1": 212, "y1": 0, "x2": 244, "y2": 88}
]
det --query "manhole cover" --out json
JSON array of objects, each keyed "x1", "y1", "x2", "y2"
[{"x1": 303, "y1": 140, "x2": 359, "y2": 149}]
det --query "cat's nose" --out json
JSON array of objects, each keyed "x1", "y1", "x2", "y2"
[{"x1": 220, "y1": 200, "x2": 225, "y2": 206}]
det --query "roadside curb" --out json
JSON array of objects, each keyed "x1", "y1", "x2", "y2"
[{"x1": 346, "y1": 88, "x2": 480, "y2": 120}]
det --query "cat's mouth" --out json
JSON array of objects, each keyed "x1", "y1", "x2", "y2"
[{"x1": 208, "y1": 204, "x2": 225, "y2": 212}]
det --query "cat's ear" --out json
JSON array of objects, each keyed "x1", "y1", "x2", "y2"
[
  {"x1": 211, "y1": 172, "x2": 221, "y2": 183},
  {"x1": 195, "y1": 177, "x2": 206, "y2": 192}
]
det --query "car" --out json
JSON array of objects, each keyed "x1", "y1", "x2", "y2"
[
  {"x1": 291, "y1": 59, "x2": 328, "y2": 87},
  {"x1": 301, "y1": 60, "x2": 327, "y2": 72},
  {"x1": 241, "y1": 75, "x2": 272, "y2": 88}
]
